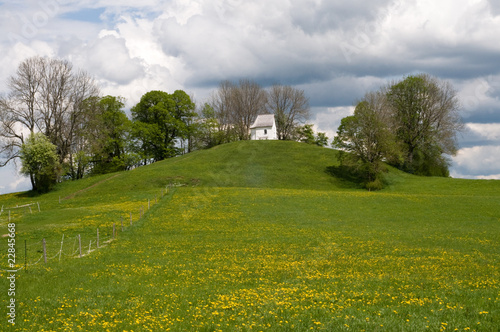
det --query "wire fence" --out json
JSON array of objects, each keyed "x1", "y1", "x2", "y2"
[
  {"x1": 0, "y1": 202, "x2": 42, "y2": 226},
  {"x1": 0, "y1": 185, "x2": 172, "y2": 272}
]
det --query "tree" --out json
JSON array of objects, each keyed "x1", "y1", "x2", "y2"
[
  {"x1": 232, "y1": 79, "x2": 268, "y2": 140},
  {"x1": 131, "y1": 90, "x2": 196, "y2": 163},
  {"x1": 0, "y1": 56, "x2": 99, "y2": 178},
  {"x1": 209, "y1": 79, "x2": 268, "y2": 141},
  {"x1": 267, "y1": 84, "x2": 310, "y2": 140},
  {"x1": 333, "y1": 92, "x2": 401, "y2": 189},
  {"x1": 208, "y1": 81, "x2": 238, "y2": 144},
  {"x1": 171, "y1": 90, "x2": 198, "y2": 154},
  {"x1": 296, "y1": 124, "x2": 329, "y2": 147},
  {"x1": 387, "y1": 74, "x2": 463, "y2": 176},
  {"x1": 315, "y1": 132, "x2": 329, "y2": 147},
  {"x1": 20, "y1": 133, "x2": 61, "y2": 193},
  {"x1": 193, "y1": 103, "x2": 227, "y2": 149},
  {"x1": 0, "y1": 57, "x2": 44, "y2": 167},
  {"x1": 79, "y1": 96, "x2": 132, "y2": 175}
]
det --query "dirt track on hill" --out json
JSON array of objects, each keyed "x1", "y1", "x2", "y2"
[{"x1": 63, "y1": 174, "x2": 121, "y2": 200}]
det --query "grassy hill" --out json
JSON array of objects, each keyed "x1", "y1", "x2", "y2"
[{"x1": 1, "y1": 141, "x2": 499, "y2": 331}]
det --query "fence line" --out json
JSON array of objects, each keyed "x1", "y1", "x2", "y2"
[
  {"x1": 0, "y1": 202, "x2": 42, "y2": 218},
  {"x1": 1, "y1": 186, "x2": 172, "y2": 271}
]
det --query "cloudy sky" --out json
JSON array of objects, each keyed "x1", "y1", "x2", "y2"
[{"x1": 0, "y1": 0, "x2": 499, "y2": 193}]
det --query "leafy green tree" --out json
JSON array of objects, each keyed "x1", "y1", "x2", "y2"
[
  {"x1": 73, "y1": 96, "x2": 133, "y2": 177},
  {"x1": 131, "y1": 90, "x2": 196, "y2": 163},
  {"x1": 87, "y1": 96, "x2": 132, "y2": 174},
  {"x1": 296, "y1": 124, "x2": 315, "y2": 144},
  {"x1": 333, "y1": 92, "x2": 401, "y2": 189},
  {"x1": 296, "y1": 124, "x2": 329, "y2": 147},
  {"x1": 387, "y1": 74, "x2": 463, "y2": 176},
  {"x1": 20, "y1": 133, "x2": 61, "y2": 193},
  {"x1": 193, "y1": 103, "x2": 231, "y2": 149},
  {"x1": 315, "y1": 132, "x2": 329, "y2": 147}
]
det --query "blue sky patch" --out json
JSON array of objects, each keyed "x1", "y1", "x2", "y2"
[{"x1": 61, "y1": 7, "x2": 105, "y2": 23}]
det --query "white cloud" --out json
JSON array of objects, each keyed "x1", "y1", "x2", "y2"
[
  {"x1": 9, "y1": 176, "x2": 30, "y2": 192},
  {"x1": 466, "y1": 123, "x2": 500, "y2": 141},
  {"x1": 380, "y1": 0, "x2": 499, "y2": 51},
  {"x1": 476, "y1": 174, "x2": 500, "y2": 179},
  {"x1": 458, "y1": 75, "x2": 500, "y2": 122},
  {"x1": 0, "y1": 163, "x2": 30, "y2": 195},
  {"x1": 73, "y1": 35, "x2": 145, "y2": 85},
  {"x1": 452, "y1": 145, "x2": 500, "y2": 176},
  {"x1": 312, "y1": 106, "x2": 355, "y2": 140}
]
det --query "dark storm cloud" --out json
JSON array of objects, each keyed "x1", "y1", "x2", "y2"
[{"x1": 289, "y1": 0, "x2": 396, "y2": 33}]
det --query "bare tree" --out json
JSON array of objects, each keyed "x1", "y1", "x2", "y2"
[
  {"x1": 0, "y1": 57, "x2": 44, "y2": 166},
  {"x1": 231, "y1": 79, "x2": 268, "y2": 140},
  {"x1": 267, "y1": 84, "x2": 310, "y2": 140},
  {"x1": 210, "y1": 80, "x2": 237, "y2": 143},
  {"x1": 0, "y1": 56, "x2": 100, "y2": 178},
  {"x1": 209, "y1": 79, "x2": 268, "y2": 141},
  {"x1": 387, "y1": 73, "x2": 464, "y2": 175}
]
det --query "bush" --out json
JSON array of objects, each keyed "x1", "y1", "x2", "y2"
[
  {"x1": 365, "y1": 178, "x2": 384, "y2": 191},
  {"x1": 20, "y1": 133, "x2": 62, "y2": 193}
]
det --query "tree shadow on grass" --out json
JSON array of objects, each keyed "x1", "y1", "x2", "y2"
[
  {"x1": 13, "y1": 190, "x2": 39, "y2": 198},
  {"x1": 325, "y1": 165, "x2": 365, "y2": 189}
]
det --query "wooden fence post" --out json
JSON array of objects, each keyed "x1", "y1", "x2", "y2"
[
  {"x1": 37, "y1": 202, "x2": 41, "y2": 212},
  {"x1": 121, "y1": 216, "x2": 124, "y2": 232},
  {"x1": 113, "y1": 223, "x2": 116, "y2": 239},
  {"x1": 25, "y1": 240, "x2": 27, "y2": 271},
  {"x1": 59, "y1": 234, "x2": 65, "y2": 262},
  {"x1": 78, "y1": 235, "x2": 82, "y2": 258},
  {"x1": 43, "y1": 239, "x2": 47, "y2": 264}
]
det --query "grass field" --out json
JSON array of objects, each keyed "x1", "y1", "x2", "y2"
[{"x1": 1, "y1": 141, "x2": 499, "y2": 331}]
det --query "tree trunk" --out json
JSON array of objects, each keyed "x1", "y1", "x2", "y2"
[{"x1": 30, "y1": 173, "x2": 36, "y2": 192}]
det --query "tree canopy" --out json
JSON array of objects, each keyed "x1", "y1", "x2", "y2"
[
  {"x1": 267, "y1": 85, "x2": 310, "y2": 140},
  {"x1": 297, "y1": 124, "x2": 329, "y2": 147},
  {"x1": 0, "y1": 56, "x2": 99, "y2": 178},
  {"x1": 334, "y1": 74, "x2": 464, "y2": 189},
  {"x1": 79, "y1": 95, "x2": 133, "y2": 176},
  {"x1": 131, "y1": 90, "x2": 196, "y2": 162},
  {"x1": 20, "y1": 133, "x2": 61, "y2": 193},
  {"x1": 333, "y1": 92, "x2": 401, "y2": 189},
  {"x1": 387, "y1": 74, "x2": 463, "y2": 176}
]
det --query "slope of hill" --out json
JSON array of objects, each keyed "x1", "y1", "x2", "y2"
[
  {"x1": 0, "y1": 141, "x2": 499, "y2": 331},
  {"x1": 98, "y1": 140, "x2": 348, "y2": 192},
  {"x1": 29, "y1": 139, "x2": 498, "y2": 195}
]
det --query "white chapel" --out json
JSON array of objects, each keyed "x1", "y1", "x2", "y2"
[{"x1": 250, "y1": 114, "x2": 278, "y2": 140}]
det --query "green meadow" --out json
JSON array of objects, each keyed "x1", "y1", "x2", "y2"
[{"x1": 0, "y1": 141, "x2": 499, "y2": 331}]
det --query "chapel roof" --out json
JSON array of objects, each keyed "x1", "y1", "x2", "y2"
[{"x1": 250, "y1": 114, "x2": 275, "y2": 129}]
